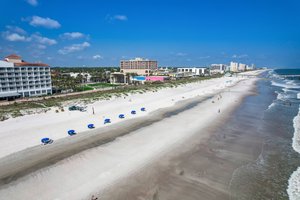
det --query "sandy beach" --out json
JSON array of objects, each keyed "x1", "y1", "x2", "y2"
[{"x1": 0, "y1": 71, "x2": 262, "y2": 199}]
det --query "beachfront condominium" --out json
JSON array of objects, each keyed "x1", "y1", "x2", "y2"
[
  {"x1": 210, "y1": 64, "x2": 226, "y2": 74},
  {"x1": 0, "y1": 54, "x2": 52, "y2": 99},
  {"x1": 229, "y1": 62, "x2": 239, "y2": 72},
  {"x1": 120, "y1": 57, "x2": 158, "y2": 75},
  {"x1": 238, "y1": 63, "x2": 246, "y2": 71}
]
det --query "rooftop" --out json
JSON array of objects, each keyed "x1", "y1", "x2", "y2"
[{"x1": 3, "y1": 55, "x2": 49, "y2": 67}]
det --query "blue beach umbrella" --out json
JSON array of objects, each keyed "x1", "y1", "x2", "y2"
[
  {"x1": 131, "y1": 110, "x2": 136, "y2": 115},
  {"x1": 68, "y1": 130, "x2": 76, "y2": 136},
  {"x1": 141, "y1": 107, "x2": 146, "y2": 112},
  {"x1": 104, "y1": 118, "x2": 111, "y2": 124},
  {"x1": 119, "y1": 114, "x2": 125, "y2": 119},
  {"x1": 87, "y1": 124, "x2": 95, "y2": 129}
]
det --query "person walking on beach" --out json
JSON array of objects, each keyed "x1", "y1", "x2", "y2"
[
  {"x1": 92, "y1": 107, "x2": 95, "y2": 115},
  {"x1": 218, "y1": 109, "x2": 221, "y2": 113}
]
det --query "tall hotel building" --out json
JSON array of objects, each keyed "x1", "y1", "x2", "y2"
[
  {"x1": 120, "y1": 57, "x2": 158, "y2": 75},
  {"x1": 0, "y1": 54, "x2": 52, "y2": 99}
]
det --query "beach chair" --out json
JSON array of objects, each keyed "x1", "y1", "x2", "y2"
[
  {"x1": 141, "y1": 107, "x2": 146, "y2": 112},
  {"x1": 68, "y1": 130, "x2": 76, "y2": 136},
  {"x1": 87, "y1": 124, "x2": 95, "y2": 129},
  {"x1": 131, "y1": 110, "x2": 136, "y2": 115},
  {"x1": 104, "y1": 118, "x2": 111, "y2": 124},
  {"x1": 119, "y1": 114, "x2": 125, "y2": 119},
  {"x1": 41, "y1": 137, "x2": 53, "y2": 145}
]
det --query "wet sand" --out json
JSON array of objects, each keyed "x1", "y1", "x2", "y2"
[{"x1": 84, "y1": 79, "x2": 263, "y2": 200}]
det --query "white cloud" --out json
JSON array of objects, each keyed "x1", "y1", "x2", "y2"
[
  {"x1": 31, "y1": 34, "x2": 57, "y2": 45},
  {"x1": 37, "y1": 44, "x2": 46, "y2": 49},
  {"x1": 60, "y1": 32, "x2": 85, "y2": 40},
  {"x1": 29, "y1": 16, "x2": 61, "y2": 29},
  {"x1": 2, "y1": 32, "x2": 27, "y2": 42},
  {"x1": 232, "y1": 54, "x2": 248, "y2": 59},
  {"x1": 6, "y1": 26, "x2": 26, "y2": 34},
  {"x1": 106, "y1": 14, "x2": 128, "y2": 22},
  {"x1": 93, "y1": 54, "x2": 103, "y2": 60},
  {"x1": 114, "y1": 15, "x2": 128, "y2": 21},
  {"x1": 199, "y1": 56, "x2": 210, "y2": 59},
  {"x1": 176, "y1": 52, "x2": 187, "y2": 56},
  {"x1": 58, "y1": 42, "x2": 90, "y2": 55},
  {"x1": 26, "y1": 0, "x2": 38, "y2": 6}
]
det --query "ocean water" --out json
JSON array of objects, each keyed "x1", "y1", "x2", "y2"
[
  {"x1": 272, "y1": 69, "x2": 300, "y2": 199},
  {"x1": 229, "y1": 69, "x2": 300, "y2": 199}
]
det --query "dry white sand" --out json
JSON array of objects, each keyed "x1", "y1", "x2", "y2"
[
  {"x1": 0, "y1": 76, "x2": 243, "y2": 159},
  {"x1": 0, "y1": 73, "x2": 260, "y2": 200}
]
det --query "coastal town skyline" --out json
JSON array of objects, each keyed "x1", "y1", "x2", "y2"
[{"x1": 0, "y1": 0, "x2": 300, "y2": 68}]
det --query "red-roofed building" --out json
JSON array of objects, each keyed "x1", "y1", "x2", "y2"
[{"x1": 0, "y1": 55, "x2": 52, "y2": 99}]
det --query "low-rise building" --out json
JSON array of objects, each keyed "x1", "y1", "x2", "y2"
[
  {"x1": 69, "y1": 72, "x2": 92, "y2": 83},
  {"x1": 0, "y1": 54, "x2": 52, "y2": 100},
  {"x1": 146, "y1": 76, "x2": 169, "y2": 82},
  {"x1": 176, "y1": 67, "x2": 208, "y2": 76}
]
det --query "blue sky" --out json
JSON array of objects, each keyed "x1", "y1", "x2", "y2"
[{"x1": 0, "y1": 0, "x2": 300, "y2": 67}]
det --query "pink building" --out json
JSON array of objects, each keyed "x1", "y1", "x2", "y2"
[{"x1": 146, "y1": 76, "x2": 168, "y2": 82}]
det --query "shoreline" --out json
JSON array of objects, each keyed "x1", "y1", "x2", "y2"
[
  {"x1": 96, "y1": 77, "x2": 260, "y2": 200},
  {"x1": 0, "y1": 76, "x2": 260, "y2": 199},
  {"x1": 287, "y1": 105, "x2": 300, "y2": 199}
]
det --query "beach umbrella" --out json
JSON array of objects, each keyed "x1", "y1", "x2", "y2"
[
  {"x1": 141, "y1": 107, "x2": 146, "y2": 112},
  {"x1": 41, "y1": 137, "x2": 53, "y2": 145},
  {"x1": 119, "y1": 114, "x2": 125, "y2": 119},
  {"x1": 104, "y1": 118, "x2": 111, "y2": 124},
  {"x1": 68, "y1": 130, "x2": 76, "y2": 136},
  {"x1": 131, "y1": 110, "x2": 136, "y2": 115},
  {"x1": 88, "y1": 124, "x2": 95, "y2": 129}
]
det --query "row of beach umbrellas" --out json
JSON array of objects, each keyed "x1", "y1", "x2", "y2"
[{"x1": 41, "y1": 107, "x2": 146, "y2": 145}]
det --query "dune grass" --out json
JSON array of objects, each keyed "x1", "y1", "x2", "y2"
[{"x1": 0, "y1": 75, "x2": 221, "y2": 121}]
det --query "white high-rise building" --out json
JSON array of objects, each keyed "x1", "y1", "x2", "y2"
[
  {"x1": 238, "y1": 63, "x2": 246, "y2": 71},
  {"x1": 210, "y1": 64, "x2": 226, "y2": 74},
  {"x1": 229, "y1": 62, "x2": 239, "y2": 72},
  {"x1": 0, "y1": 54, "x2": 52, "y2": 100}
]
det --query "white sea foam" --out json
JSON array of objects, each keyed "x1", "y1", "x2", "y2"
[
  {"x1": 286, "y1": 80, "x2": 297, "y2": 86},
  {"x1": 287, "y1": 106, "x2": 300, "y2": 199},
  {"x1": 267, "y1": 102, "x2": 276, "y2": 110},
  {"x1": 275, "y1": 90, "x2": 293, "y2": 101},
  {"x1": 275, "y1": 91, "x2": 285, "y2": 101},
  {"x1": 287, "y1": 167, "x2": 300, "y2": 200},
  {"x1": 271, "y1": 81, "x2": 300, "y2": 89},
  {"x1": 292, "y1": 108, "x2": 300, "y2": 154},
  {"x1": 297, "y1": 93, "x2": 300, "y2": 100}
]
